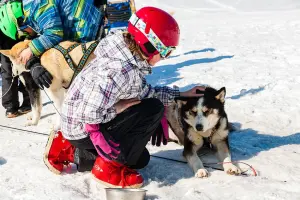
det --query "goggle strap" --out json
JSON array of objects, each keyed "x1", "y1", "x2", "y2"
[{"x1": 129, "y1": 13, "x2": 173, "y2": 57}]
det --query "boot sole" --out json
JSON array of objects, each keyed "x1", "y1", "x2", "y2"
[
  {"x1": 6, "y1": 110, "x2": 31, "y2": 118},
  {"x1": 6, "y1": 113, "x2": 20, "y2": 118},
  {"x1": 43, "y1": 130, "x2": 62, "y2": 175},
  {"x1": 91, "y1": 173, "x2": 143, "y2": 189},
  {"x1": 18, "y1": 109, "x2": 32, "y2": 115}
]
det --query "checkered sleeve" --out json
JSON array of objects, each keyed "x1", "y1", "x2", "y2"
[
  {"x1": 74, "y1": 61, "x2": 134, "y2": 124},
  {"x1": 139, "y1": 78, "x2": 180, "y2": 106}
]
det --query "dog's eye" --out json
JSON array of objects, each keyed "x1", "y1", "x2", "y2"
[
  {"x1": 202, "y1": 108, "x2": 212, "y2": 115},
  {"x1": 202, "y1": 106, "x2": 208, "y2": 113},
  {"x1": 189, "y1": 110, "x2": 197, "y2": 115}
]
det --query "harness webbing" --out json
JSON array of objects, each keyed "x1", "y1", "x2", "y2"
[{"x1": 53, "y1": 41, "x2": 99, "y2": 89}]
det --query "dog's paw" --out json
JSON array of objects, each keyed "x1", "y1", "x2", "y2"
[
  {"x1": 25, "y1": 121, "x2": 34, "y2": 127},
  {"x1": 27, "y1": 115, "x2": 32, "y2": 120},
  {"x1": 223, "y1": 163, "x2": 241, "y2": 175},
  {"x1": 25, "y1": 120, "x2": 38, "y2": 127},
  {"x1": 195, "y1": 168, "x2": 209, "y2": 178}
]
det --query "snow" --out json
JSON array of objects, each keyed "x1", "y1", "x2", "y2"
[{"x1": 1, "y1": 0, "x2": 300, "y2": 199}]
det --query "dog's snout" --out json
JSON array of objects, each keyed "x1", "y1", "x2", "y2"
[{"x1": 195, "y1": 124, "x2": 203, "y2": 131}]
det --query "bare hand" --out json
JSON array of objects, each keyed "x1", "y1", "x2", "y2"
[
  {"x1": 180, "y1": 86, "x2": 206, "y2": 97},
  {"x1": 114, "y1": 98, "x2": 141, "y2": 114},
  {"x1": 17, "y1": 47, "x2": 33, "y2": 65}
]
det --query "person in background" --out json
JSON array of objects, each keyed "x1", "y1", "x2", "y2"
[
  {"x1": 0, "y1": 29, "x2": 31, "y2": 118},
  {"x1": 0, "y1": 0, "x2": 106, "y2": 90}
]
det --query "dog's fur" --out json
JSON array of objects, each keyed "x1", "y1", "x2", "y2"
[
  {"x1": 0, "y1": 40, "x2": 96, "y2": 129},
  {"x1": 166, "y1": 87, "x2": 241, "y2": 177}
]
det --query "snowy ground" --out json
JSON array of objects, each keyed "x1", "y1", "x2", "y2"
[{"x1": 1, "y1": 0, "x2": 300, "y2": 199}]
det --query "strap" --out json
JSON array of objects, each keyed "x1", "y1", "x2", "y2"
[
  {"x1": 67, "y1": 43, "x2": 80, "y2": 52},
  {"x1": 81, "y1": 43, "x2": 87, "y2": 54},
  {"x1": 64, "y1": 41, "x2": 99, "y2": 89},
  {"x1": 75, "y1": 41, "x2": 99, "y2": 76},
  {"x1": 53, "y1": 44, "x2": 77, "y2": 72},
  {"x1": 54, "y1": 41, "x2": 99, "y2": 89}
]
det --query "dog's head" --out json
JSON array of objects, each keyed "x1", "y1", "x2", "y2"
[
  {"x1": 176, "y1": 87, "x2": 226, "y2": 133},
  {"x1": 0, "y1": 40, "x2": 31, "y2": 75}
]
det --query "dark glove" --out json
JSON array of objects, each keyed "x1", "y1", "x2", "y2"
[
  {"x1": 151, "y1": 107, "x2": 169, "y2": 146},
  {"x1": 151, "y1": 123, "x2": 168, "y2": 146},
  {"x1": 25, "y1": 56, "x2": 53, "y2": 89}
]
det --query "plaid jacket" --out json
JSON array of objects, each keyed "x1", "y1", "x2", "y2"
[
  {"x1": 61, "y1": 31, "x2": 180, "y2": 140},
  {"x1": 22, "y1": 0, "x2": 101, "y2": 56}
]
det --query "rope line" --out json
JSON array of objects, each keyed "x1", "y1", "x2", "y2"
[
  {"x1": 150, "y1": 155, "x2": 257, "y2": 176},
  {"x1": 0, "y1": 76, "x2": 15, "y2": 100},
  {"x1": 0, "y1": 124, "x2": 257, "y2": 176},
  {"x1": 0, "y1": 124, "x2": 49, "y2": 136}
]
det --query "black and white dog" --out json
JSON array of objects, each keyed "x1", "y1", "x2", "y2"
[{"x1": 166, "y1": 87, "x2": 241, "y2": 178}]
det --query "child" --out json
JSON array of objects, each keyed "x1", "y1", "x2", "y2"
[{"x1": 44, "y1": 6, "x2": 205, "y2": 188}]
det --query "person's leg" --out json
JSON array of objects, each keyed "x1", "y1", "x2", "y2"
[
  {"x1": 43, "y1": 99, "x2": 163, "y2": 188},
  {"x1": 0, "y1": 35, "x2": 22, "y2": 117},
  {"x1": 0, "y1": 54, "x2": 19, "y2": 117},
  {"x1": 70, "y1": 98, "x2": 164, "y2": 173},
  {"x1": 91, "y1": 98, "x2": 164, "y2": 188},
  {"x1": 69, "y1": 141, "x2": 150, "y2": 172},
  {"x1": 69, "y1": 137, "x2": 98, "y2": 172},
  {"x1": 94, "y1": 0, "x2": 107, "y2": 40},
  {"x1": 128, "y1": 148, "x2": 150, "y2": 169},
  {"x1": 101, "y1": 98, "x2": 164, "y2": 167}
]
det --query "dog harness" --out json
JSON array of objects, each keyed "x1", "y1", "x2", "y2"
[{"x1": 53, "y1": 41, "x2": 99, "y2": 89}]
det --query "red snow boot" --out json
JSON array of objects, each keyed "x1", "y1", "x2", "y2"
[
  {"x1": 91, "y1": 156, "x2": 144, "y2": 188},
  {"x1": 44, "y1": 130, "x2": 75, "y2": 174}
]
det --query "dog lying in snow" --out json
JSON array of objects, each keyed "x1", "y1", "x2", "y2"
[
  {"x1": 0, "y1": 40, "x2": 96, "y2": 129},
  {"x1": 166, "y1": 87, "x2": 242, "y2": 177}
]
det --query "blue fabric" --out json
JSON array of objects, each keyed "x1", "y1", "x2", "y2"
[{"x1": 22, "y1": 0, "x2": 102, "y2": 55}]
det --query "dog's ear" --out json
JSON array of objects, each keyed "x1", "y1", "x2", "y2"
[
  {"x1": 0, "y1": 50, "x2": 12, "y2": 57},
  {"x1": 215, "y1": 87, "x2": 226, "y2": 103}
]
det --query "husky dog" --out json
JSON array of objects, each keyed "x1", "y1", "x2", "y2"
[
  {"x1": 166, "y1": 87, "x2": 241, "y2": 178},
  {"x1": 0, "y1": 40, "x2": 96, "y2": 129}
]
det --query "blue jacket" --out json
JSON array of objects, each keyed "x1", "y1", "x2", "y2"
[{"x1": 22, "y1": 0, "x2": 102, "y2": 56}]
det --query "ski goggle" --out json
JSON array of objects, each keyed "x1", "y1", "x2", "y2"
[{"x1": 129, "y1": 13, "x2": 176, "y2": 58}]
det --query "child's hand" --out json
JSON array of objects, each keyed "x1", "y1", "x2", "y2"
[
  {"x1": 18, "y1": 47, "x2": 33, "y2": 65},
  {"x1": 180, "y1": 86, "x2": 206, "y2": 97}
]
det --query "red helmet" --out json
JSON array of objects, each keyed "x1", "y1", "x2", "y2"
[{"x1": 128, "y1": 6, "x2": 180, "y2": 59}]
